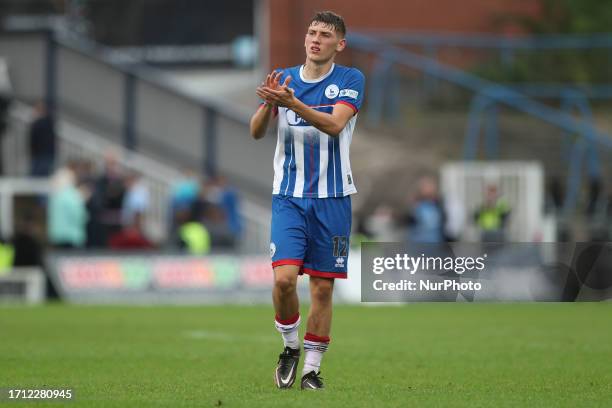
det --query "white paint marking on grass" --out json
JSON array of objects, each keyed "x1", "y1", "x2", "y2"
[{"x1": 183, "y1": 330, "x2": 276, "y2": 342}]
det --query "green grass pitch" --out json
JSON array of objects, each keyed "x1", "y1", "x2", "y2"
[{"x1": 1, "y1": 303, "x2": 611, "y2": 407}]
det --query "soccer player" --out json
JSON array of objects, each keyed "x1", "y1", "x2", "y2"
[{"x1": 249, "y1": 11, "x2": 364, "y2": 390}]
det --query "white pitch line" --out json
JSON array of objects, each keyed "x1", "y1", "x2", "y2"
[{"x1": 183, "y1": 330, "x2": 276, "y2": 343}]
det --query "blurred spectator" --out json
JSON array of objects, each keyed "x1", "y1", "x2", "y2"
[
  {"x1": 75, "y1": 159, "x2": 97, "y2": 186},
  {"x1": 47, "y1": 166, "x2": 88, "y2": 248},
  {"x1": 109, "y1": 213, "x2": 154, "y2": 250},
  {"x1": 474, "y1": 184, "x2": 511, "y2": 242},
  {"x1": 175, "y1": 207, "x2": 211, "y2": 255},
  {"x1": 75, "y1": 159, "x2": 101, "y2": 248},
  {"x1": 169, "y1": 169, "x2": 200, "y2": 238},
  {"x1": 0, "y1": 239, "x2": 14, "y2": 275},
  {"x1": 171, "y1": 169, "x2": 200, "y2": 211},
  {"x1": 404, "y1": 176, "x2": 446, "y2": 243},
  {"x1": 121, "y1": 171, "x2": 150, "y2": 227},
  {"x1": 89, "y1": 151, "x2": 125, "y2": 247},
  {"x1": 364, "y1": 204, "x2": 396, "y2": 241},
  {"x1": 193, "y1": 176, "x2": 241, "y2": 249},
  {"x1": 28, "y1": 101, "x2": 57, "y2": 177},
  {"x1": 209, "y1": 175, "x2": 242, "y2": 239}
]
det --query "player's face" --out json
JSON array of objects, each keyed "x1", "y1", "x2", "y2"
[{"x1": 304, "y1": 22, "x2": 346, "y2": 63}]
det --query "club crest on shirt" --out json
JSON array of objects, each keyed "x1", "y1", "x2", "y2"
[{"x1": 325, "y1": 84, "x2": 340, "y2": 99}]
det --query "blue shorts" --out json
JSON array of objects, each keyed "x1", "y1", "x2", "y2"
[{"x1": 270, "y1": 195, "x2": 351, "y2": 279}]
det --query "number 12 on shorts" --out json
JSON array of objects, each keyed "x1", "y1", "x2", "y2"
[{"x1": 332, "y1": 236, "x2": 348, "y2": 257}]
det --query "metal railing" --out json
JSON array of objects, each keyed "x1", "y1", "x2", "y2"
[
  {"x1": 0, "y1": 28, "x2": 277, "y2": 201},
  {"x1": 357, "y1": 31, "x2": 612, "y2": 66},
  {"x1": 349, "y1": 32, "x2": 612, "y2": 215},
  {"x1": 4, "y1": 102, "x2": 271, "y2": 254}
]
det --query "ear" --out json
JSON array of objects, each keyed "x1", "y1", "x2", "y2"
[{"x1": 336, "y1": 38, "x2": 346, "y2": 52}]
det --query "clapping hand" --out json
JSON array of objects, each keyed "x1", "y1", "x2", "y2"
[{"x1": 257, "y1": 71, "x2": 296, "y2": 109}]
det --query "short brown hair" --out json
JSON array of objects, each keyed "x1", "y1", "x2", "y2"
[{"x1": 310, "y1": 11, "x2": 346, "y2": 37}]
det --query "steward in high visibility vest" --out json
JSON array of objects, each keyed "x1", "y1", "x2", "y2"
[
  {"x1": 179, "y1": 221, "x2": 211, "y2": 255},
  {"x1": 474, "y1": 185, "x2": 511, "y2": 242},
  {"x1": 0, "y1": 241, "x2": 14, "y2": 275}
]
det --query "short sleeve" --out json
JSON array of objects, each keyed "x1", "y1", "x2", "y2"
[{"x1": 336, "y1": 68, "x2": 365, "y2": 114}]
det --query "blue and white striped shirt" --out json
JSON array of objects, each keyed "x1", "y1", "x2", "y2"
[{"x1": 271, "y1": 64, "x2": 365, "y2": 198}]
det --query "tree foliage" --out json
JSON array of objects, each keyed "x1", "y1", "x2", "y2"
[{"x1": 478, "y1": 0, "x2": 612, "y2": 84}]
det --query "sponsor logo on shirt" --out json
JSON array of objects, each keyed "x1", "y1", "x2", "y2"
[
  {"x1": 285, "y1": 106, "x2": 333, "y2": 127},
  {"x1": 339, "y1": 89, "x2": 359, "y2": 99},
  {"x1": 286, "y1": 109, "x2": 304, "y2": 126}
]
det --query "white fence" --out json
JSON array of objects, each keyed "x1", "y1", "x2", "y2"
[{"x1": 440, "y1": 161, "x2": 550, "y2": 242}]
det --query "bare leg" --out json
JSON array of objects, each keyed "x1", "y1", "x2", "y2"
[
  {"x1": 306, "y1": 276, "x2": 334, "y2": 336},
  {"x1": 273, "y1": 265, "x2": 300, "y2": 319}
]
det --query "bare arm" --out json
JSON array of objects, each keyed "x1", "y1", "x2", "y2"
[
  {"x1": 290, "y1": 98, "x2": 354, "y2": 137},
  {"x1": 249, "y1": 71, "x2": 283, "y2": 140},
  {"x1": 249, "y1": 103, "x2": 275, "y2": 140}
]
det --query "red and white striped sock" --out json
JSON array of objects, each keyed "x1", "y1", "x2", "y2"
[
  {"x1": 274, "y1": 313, "x2": 301, "y2": 349},
  {"x1": 302, "y1": 332, "x2": 330, "y2": 375}
]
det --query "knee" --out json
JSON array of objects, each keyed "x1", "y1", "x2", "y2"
[
  {"x1": 275, "y1": 274, "x2": 297, "y2": 294},
  {"x1": 311, "y1": 279, "x2": 334, "y2": 304}
]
